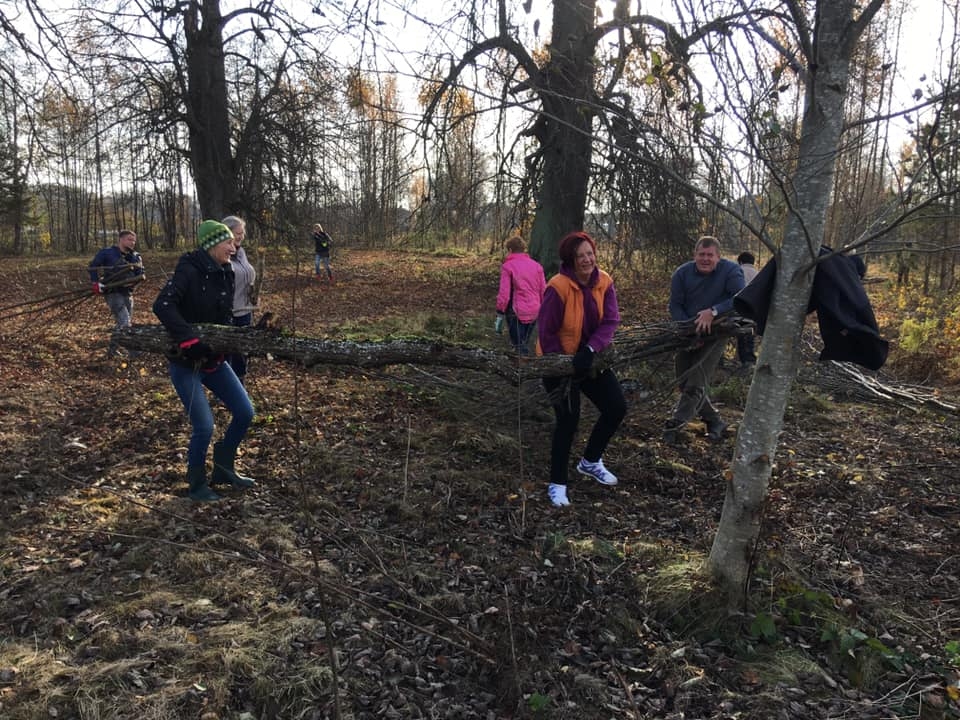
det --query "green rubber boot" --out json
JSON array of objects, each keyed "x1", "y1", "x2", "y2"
[
  {"x1": 187, "y1": 465, "x2": 220, "y2": 502},
  {"x1": 211, "y1": 442, "x2": 256, "y2": 489}
]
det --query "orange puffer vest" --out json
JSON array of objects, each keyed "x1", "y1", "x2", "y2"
[{"x1": 539, "y1": 270, "x2": 612, "y2": 354}]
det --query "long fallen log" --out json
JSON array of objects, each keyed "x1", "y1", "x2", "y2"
[
  {"x1": 113, "y1": 316, "x2": 753, "y2": 383},
  {"x1": 115, "y1": 320, "x2": 960, "y2": 415}
]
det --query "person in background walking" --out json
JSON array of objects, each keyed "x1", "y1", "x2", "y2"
[
  {"x1": 663, "y1": 236, "x2": 745, "y2": 444},
  {"x1": 88, "y1": 229, "x2": 144, "y2": 357},
  {"x1": 537, "y1": 231, "x2": 627, "y2": 507},
  {"x1": 313, "y1": 223, "x2": 334, "y2": 285},
  {"x1": 735, "y1": 251, "x2": 758, "y2": 369},
  {"x1": 153, "y1": 220, "x2": 256, "y2": 502},
  {"x1": 222, "y1": 215, "x2": 256, "y2": 383},
  {"x1": 495, "y1": 235, "x2": 545, "y2": 355}
]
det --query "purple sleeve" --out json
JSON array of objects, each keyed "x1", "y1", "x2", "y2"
[
  {"x1": 586, "y1": 283, "x2": 620, "y2": 352},
  {"x1": 537, "y1": 287, "x2": 565, "y2": 354}
]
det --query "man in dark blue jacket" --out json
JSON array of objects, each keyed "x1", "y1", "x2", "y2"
[
  {"x1": 665, "y1": 236, "x2": 745, "y2": 443},
  {"x1": 88, "y1": 229, "x2": 144, "y2": 356}
]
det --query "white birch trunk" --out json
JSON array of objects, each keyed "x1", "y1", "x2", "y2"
[{"x1": 708, "y1": 0, "x2": 885, "y2": 602}]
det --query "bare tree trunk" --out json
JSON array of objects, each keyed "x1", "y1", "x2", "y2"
[
  {"x1": 527, "y1": 0, "x2": 596, "y2": 275},
  {"x1": 708, "y1": 0, "x2": 885, "y2": 604},
  {"x1": 183, "y1": 0, "x2": 236, "y2": 218}
]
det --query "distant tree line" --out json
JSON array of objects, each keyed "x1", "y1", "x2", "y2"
[{"x1": 0, "y1": 0, "x2": 957, "y2": 293}]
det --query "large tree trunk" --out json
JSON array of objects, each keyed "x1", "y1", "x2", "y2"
[
  {"x1": 183, "y1": 0, "x2": 237, "y2": 218},
  {"x1": 527, "y1": 0, "x2": 597, "y2": 275},
  {"x1": 708, "y1": 0, "x2": 884, "y2": 603}
]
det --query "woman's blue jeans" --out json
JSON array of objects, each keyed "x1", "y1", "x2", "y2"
[{"x1": 168, "y1": 361, "x2": 255, "y2": 468}]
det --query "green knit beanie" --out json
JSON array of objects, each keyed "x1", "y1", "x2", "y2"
[{"x1": 197, "y1": 220, "x2": 233, "y2": 251}]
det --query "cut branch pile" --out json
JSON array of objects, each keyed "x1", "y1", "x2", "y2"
[
  {"x1": 800, "y1": 359, "x2": 960, "y2": 415},
  {"x1": 611, "y1": 315, "x2": 755, "y2": 364},
  {"x1": 113, "y1": 315, "x2": 755, "y2": 383}
]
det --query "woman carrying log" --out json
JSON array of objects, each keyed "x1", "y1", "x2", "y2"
[
  {"x1": 537, "y1": 231, "x2": 627, "y2": 507},
  {"x1": 153, "y1": 220, "x2": 257, "y2": 502}
]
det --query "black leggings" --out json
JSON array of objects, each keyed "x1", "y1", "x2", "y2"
[{"x1": 543, "y1": 369, "x2": 627, "y2": 485}]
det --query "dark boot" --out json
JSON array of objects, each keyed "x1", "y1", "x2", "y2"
[
  {"x1": 705, "y1": 417, "x2": 728, "y2": 442},
  {"x1": 662, "y1": 419, "x2": 685, "y2": 445},
  {"x1": 211, "y1": 442, "x2": 256, "y2": 488},
  {"x1": 187, "y1": 465, "x2": 220, "y2": 502}
]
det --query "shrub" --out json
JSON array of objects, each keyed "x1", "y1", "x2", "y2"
[{"x1": 898, "y1": 317, "x2": 938, "y2": 355}]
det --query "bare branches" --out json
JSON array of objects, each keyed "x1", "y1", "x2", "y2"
[
  {"x1": 802, "y1": 359, "x2": 960, "y2": 415},
  {"x1": 0, "y1": 276, "x2": 143, "y2": 321}
]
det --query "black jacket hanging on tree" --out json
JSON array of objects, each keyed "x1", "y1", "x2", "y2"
[{"x1": 733, "y1": 247, "x2": 889, "y2": 371}]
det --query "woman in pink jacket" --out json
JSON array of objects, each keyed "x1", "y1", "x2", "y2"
[{"x1": 496, "y1": 236, "x2": 546, "y2": 355}]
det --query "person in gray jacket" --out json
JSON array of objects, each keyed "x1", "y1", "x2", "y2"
[
  {"x1": 735, "y1": 251, "x2": 759, "y2": 368},
  {"x1": 222, "y1": 215, "x2": 257, "y2": 382}
]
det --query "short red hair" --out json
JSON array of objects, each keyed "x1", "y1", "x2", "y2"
[{"x1": 558, "y1": 231, "x2": 596, "y2": 267}]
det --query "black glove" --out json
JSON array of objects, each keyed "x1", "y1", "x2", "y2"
[
  {"x1": 572, "y1": 347, "x2": 594, "y2": 374},
  {"x1": 179, "y1": 338, "x2": 213, "y2": 363}
]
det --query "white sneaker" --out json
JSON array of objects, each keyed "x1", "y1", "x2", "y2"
[
  {"x1": 548, "y1": 483, "x2": 570, "y2": 506},
  {"x1": 577, "y1": 457, "x2": 618, "y2": 486}
]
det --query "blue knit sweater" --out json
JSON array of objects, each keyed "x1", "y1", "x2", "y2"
[{"x1": 668, "y1": 259, "x2": 745, "y2": 321}]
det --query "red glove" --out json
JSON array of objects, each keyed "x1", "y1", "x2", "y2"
[
  {"x1": 92, "y1": 282, "x2": 104, "y2": 295},
  {"x1": 179, "y1": 338, "x2": 214, "y2": 363}
]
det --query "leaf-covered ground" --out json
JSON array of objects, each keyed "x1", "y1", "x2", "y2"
[{"x1": 1, "y1": 249, "x2": 958, "y2": 720}]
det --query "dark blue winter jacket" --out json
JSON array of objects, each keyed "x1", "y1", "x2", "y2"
[
  {"x1": 88, "y1": 246, "x2": 143, "y2": 293},
  {"x1": 153, "y1": 250, "x2": 234, "y2": 368}
]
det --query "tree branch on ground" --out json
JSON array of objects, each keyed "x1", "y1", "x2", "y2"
[{"x1": 113, "y1": 316, "x2": 754, "y2": 384}]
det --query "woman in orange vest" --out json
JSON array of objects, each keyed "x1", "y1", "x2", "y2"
[{"x1": 537, "y1": 231, "x2": 627, "y2": 507}]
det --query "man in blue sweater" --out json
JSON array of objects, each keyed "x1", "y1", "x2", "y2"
[
  {"x1": 664, "y1": 236, "x2": 745, "y2": 443},
  {"x1": 89, "y1": 229, "x2": 144, "y2": 357}
]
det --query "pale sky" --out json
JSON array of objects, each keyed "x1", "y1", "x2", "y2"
[{"x1": 891, "y1": 1, "x2": 956, "y2": 142}]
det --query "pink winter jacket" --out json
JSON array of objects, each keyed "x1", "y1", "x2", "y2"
[{"x1": 497, "y1": 252, "x2": 546, "y2": 323}]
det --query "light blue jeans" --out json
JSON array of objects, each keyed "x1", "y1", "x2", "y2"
[
  {"x1": 105, "y1": 292, "x2": 132, "y2": 355},
  {"x1": 168, "y1": 361, "x2": 255, "y2": 468}
]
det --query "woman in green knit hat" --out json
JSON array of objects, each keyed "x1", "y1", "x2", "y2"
[{"x1": 152, "y1": 220, "x2": 257, "y2": 501}]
